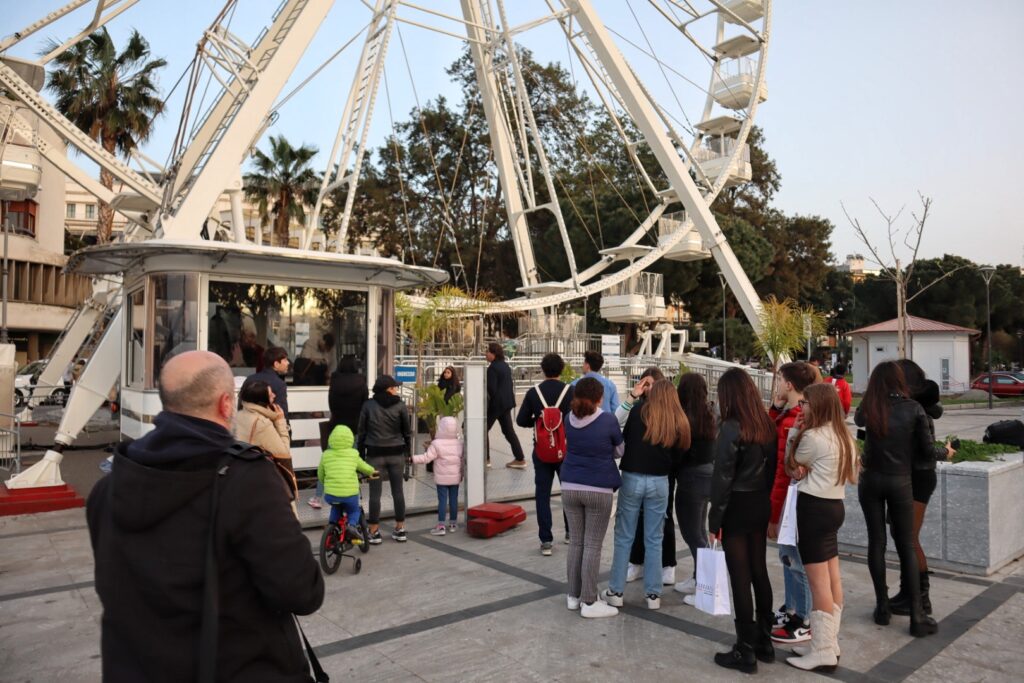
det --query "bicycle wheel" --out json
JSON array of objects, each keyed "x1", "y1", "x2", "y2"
[
  {"x1": 319, "y1": 524, "x2": 342, "y2": 574},
  {"x1": 358, "y1": 513, "x2": 370, "y2": 554},
  {"x1": 353, "y1": 558, "x2": 362, "y2": 574}
]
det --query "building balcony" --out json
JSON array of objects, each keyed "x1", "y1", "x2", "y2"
[{"x1": 0, "y1": 144, "x2": 43, "y2": 201}]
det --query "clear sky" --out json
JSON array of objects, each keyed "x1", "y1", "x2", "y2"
[{"x1": 4, "y1": 1, "x2": 1022, "y2": 269}]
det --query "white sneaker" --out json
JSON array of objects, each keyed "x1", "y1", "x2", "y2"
[
  {"x1": 430, "y1": 524, "x2": 446, "y2": 536},
  {"x1": 626, "y1": 563, "x2": 643, "y2": 583},
  {"x1": 683, "y1": 594, "x2": 696, "y2": 606},
  {"x1": 662, "y1": 566, "x2": 676, "y2": 585},
  {"x1": 566, "y1": 595, "x2": 580, "y2": 611},
  {"x1": 600, "y1": 589, "x2": 624, "y2": 607},
  {"x1": 674, "y1": 577, "x2": 697, "y2": 595},
  {"x1": 646, "y1": 593, "x2": 661, "y2": 610},
  {"x1": 580, "y1": 600, "x2": 619, "y2": 618}
]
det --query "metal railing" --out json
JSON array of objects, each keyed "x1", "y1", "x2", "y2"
[
  {"x1": 0, "y1": 410, "x2": 22, "y2": 476},
  {"x1": 394, "y1": 353, "x2": 774, "y2": 405}
]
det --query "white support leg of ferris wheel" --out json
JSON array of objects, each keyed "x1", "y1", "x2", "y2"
[
  {"x1": 6, "y1": 306, "x2": 123, "y2": 489},
  {"x1": 460, "y1": 0, "x2": 539, "y2": 288},
  {"x1": 565, "y1": 0, "x2": 765, "y2": 335},
  {"x1": 306, "y1": 0, "x2": 396, "y2": 252}
]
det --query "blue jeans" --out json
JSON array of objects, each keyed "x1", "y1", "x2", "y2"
[
  {"x1": 437, "y1": 484, "x2": 459, "y2": 523},
  {"x1": 609, "y1": 472, "x2": 669, "y2": 597},
  {"x1": 533, "y1": 454, "x2": 563, "y2": 543},
  {"x1": 315, "y1": 480, "x2": 324, "y2": 499},
  {"x1": 324, "y1": 493, "x2": 361, "y2": 527},
  {"x1": 779, "y1": 543, "x2": 811, "y2": 618}
]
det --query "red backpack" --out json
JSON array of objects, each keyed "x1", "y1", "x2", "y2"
[{"x1": 534, "y1": 383, "x2": 571, "y2": 463}]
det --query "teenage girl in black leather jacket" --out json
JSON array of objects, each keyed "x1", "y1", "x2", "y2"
[
  {"x1": 708, "y1": 369, "x2": 777, "y2": 674},
  {"x1": 855, "y1": 361, "x2": 938, "y2": 637}
]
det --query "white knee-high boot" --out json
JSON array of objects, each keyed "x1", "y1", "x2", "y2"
[
  {"x1": 793, "y1": 603, "x2": 842, "y2": 659},
  {"x1": 787, "y1": 610, "x2": 838, "y2": 672}
]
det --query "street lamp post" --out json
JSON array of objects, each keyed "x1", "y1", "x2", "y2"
[
  {"x1": 717, "y1": 272, "x2": 727, "y2": 363},
  {"x1": 979, "y1": 266, "x2": 996, "y2": 410}
]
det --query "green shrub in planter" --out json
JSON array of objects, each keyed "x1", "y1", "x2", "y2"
[
  {"x1": 417, "y1": 385, "x2": 464, "y2": 437},
  {"x1": 855, "y1": 438, "x2": 1019, "y2": 464}
]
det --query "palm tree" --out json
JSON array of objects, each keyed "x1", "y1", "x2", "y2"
[
  {"x1": 44, "y1": 28, "x2": 166, "y2": 244},
  {"x1": 243, "y1": 135, "x2": 320, "y2": 247}
]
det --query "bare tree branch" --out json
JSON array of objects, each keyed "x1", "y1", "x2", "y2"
[
  {"x1": 842, "y1": 201, "x2": 896, "y2": 279},
  {"x1": 906, "y1": 264, "x2": 969, "y2": 303}
]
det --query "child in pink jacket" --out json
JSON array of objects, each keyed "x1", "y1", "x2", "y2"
[{"x1": 412, "y1": 416, "x2": 464, "y2": 535}]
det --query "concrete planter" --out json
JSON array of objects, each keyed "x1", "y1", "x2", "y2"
[{"x1": 838, "y1": 452, "x2": 1024, "y2": 575}]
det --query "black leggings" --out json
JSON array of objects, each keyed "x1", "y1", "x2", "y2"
[
  {"x1": 368, "y1": 455, "x2": 406, "y2": 523},
  {"x1": 629, "y1": 478, "x2": 676, "y2": 567},
  {"x1": 858, "y1": 470, "x2": 920, "y2": 611},
  {"x1": 722, "y1": 529, "x2": 773, "y2": 624}
]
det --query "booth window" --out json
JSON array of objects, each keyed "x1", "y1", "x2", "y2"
[
  {"x1": 147, "y1": 274, "x2": 199, "y2": 388},
  {"x1": 126, "y1": 288, "x2": 145, "y2": 387},
  {"x1": 207, "y1": 281, "x2": 368, "y2": 385}
]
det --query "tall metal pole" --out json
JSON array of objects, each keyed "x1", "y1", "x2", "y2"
[
  {"x1": 1, "y1": 209, "x2": 9, "y2": 345},
  {"x1": 980, "y1": 266, "x2": 996, "y2": 410},
  {"x1": 718, "y1": 272, "x2": 727, "y2": 362}
]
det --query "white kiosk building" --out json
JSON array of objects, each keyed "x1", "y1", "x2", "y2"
[{"x1": 849, "y1": 316, "x2": 979, "y2": 394}]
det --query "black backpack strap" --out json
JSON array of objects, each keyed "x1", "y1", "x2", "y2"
[
  {"x1": 295, "y1": 616, "x2": 330, "y2": 682},
  {"x1": 197, "y1": 455, "x2": 231, "y2": 683}
]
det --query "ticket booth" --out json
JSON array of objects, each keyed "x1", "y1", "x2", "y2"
[{"x1": 68, "y1": 239, "x2": 447, "y2": 469}]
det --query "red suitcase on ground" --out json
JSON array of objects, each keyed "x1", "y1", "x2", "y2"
[{"x1": 466, "y1": 503, "x2": 527, "y2": 538}]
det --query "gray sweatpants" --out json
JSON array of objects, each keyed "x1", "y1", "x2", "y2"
[{"x1": 563, "y1": 488, "x2": 613, "y2": 604}]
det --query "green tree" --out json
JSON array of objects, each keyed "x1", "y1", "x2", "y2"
[
  {"x1": 44, "y1": 28, "x2": 166, "y2": 243},
  {"x1": 244, "y1": 135, "x2": 320, "y2": 247}
]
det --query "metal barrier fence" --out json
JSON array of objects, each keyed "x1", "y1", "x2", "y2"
[
  {"x1": 14, "y1": 382, "x2": 70, "y2": 410},
  {"x1": 0, "y1": 411, "x2": 22, "y2": 476},
  {"x1": 393, "y1": 353, "x2": 774, "y2": 405}
]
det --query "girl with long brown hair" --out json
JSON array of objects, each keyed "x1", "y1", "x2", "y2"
[
  {"x1": 707, "y1": 368, "x2": 776, "y2": 673},
  {"x1": 855, "y1": 361, "x2": 938, "y2": 637},
  {"x1": 784, "y1": 384, "x2": 858, "y2": 672},
  {"x1": 602, "y1": 380, "x2": 691, "y2": 612}
]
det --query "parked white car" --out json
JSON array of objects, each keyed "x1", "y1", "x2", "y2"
[{"x1": 14, "y1": 360, "x2": 68, "y2": 409}]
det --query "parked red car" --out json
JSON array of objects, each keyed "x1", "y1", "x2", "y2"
[{"x1": 971, "y1": 373, "x2": 1024, "y2": 397}]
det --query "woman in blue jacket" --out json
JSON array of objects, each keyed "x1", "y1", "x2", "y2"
[{"x1": 560, "y1": 377, "x2": 623, "y2": 619}]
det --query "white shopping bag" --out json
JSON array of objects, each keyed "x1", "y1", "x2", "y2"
[
  {"x1": 778, "y1": 481, "x2": 799, "y2": 546},
  {"x1": 695, "y1": 542, "x2": 731, "y2": 616}
]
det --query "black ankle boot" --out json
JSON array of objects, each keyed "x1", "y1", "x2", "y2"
[
  {"x1": 755, "y1": 612, "x2": 775, "y2": 663},
  {"x1": 873, "y1": 600, "x2": 891, "y2": 626},
  {"x1": 919, "y1": 571, "x2": 932, "y2": 615},
  {"x1": 889, "y1": 582, "x2": 911, "y2": 616},
  {"x1": 910, "y1": 612, "x2": 938, "y2": 637},
  {"x1": 714, "y1": 620, "x2": 758, "y2": 674}
]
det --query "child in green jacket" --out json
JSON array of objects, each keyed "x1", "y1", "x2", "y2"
[{"x1": 318, "y1": 425, "x2": 376, "y2": 539}]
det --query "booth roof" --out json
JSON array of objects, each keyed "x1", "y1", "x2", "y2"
[{"x1": 66, "y1": 239, "x2": 449, "y2": 290}]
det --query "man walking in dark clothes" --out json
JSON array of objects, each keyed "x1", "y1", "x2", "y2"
[{"x1": 487, "y1": 341, "x2": 527, "y2": 469}]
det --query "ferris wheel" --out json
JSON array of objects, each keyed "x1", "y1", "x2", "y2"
[
  {"x1": 1, "y1": 0, "x2": 769, "y2": 331},
  {"x1": 296, "y1": 0, "x2": 771, "y2": 329}
]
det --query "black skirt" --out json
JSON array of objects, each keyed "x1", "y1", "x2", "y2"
[
  {"x1": 721, "y1": 490, "x2": 770, "y2": 535},
  {"x1": 911, "y1": 469, "x2": 937, "y2": 504},
  {"x1": 796, "y1": 493, "x2": 845, "y2": 564}
]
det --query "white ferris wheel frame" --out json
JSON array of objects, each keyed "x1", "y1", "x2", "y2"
[{"x1": 1, "y1": 0, "x2": 770, "y2": 333}]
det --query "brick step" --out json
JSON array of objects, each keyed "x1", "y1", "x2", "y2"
[{"x1": 0, "y1": 484, "x2": 85, "y2": 516}]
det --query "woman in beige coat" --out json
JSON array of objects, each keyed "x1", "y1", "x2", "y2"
[{"x1": 234, "y1": 380, "x2": 296, "y2": 499}]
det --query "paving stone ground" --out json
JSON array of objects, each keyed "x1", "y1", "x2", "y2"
[{"x1": 1, "y1": 407, "x2": 1022, "y2": 682}]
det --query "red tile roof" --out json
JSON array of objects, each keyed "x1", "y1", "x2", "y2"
[{"x1": 849, "y1": 315, "x2": 979, "y2": 335}]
